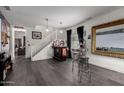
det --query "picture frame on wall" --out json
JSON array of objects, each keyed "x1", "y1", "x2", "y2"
[{"x1": 32, "y1": 31, "x2": 42, "y2": 39}]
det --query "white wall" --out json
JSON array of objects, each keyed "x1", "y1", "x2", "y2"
[
  {"x1": 25, "y1": 27, "x2": 34, "y2": 58},
  {"x1": 66, "y1": 7, "x2": 124, "y2": 73},
  {"x1": 57, "y1": 30, "x2": 67, "y2": 40},
  {"x1": 57, "y1": 30, "x2": 67, "y2": 46}
]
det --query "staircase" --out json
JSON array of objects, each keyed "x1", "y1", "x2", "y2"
[{"x1": 31, "y1": 31, "x2": 56, "y2": 61}]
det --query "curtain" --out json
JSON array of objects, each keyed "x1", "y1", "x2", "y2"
[
  {"x1": 77, "y1": 26, "x2": 84, "y2": 47},
  {"x1": 67, "y1": 29, "x2": 72, "y2": 58}
]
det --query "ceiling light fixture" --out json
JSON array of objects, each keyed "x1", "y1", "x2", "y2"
[
  {"x1": 45, "y1": 18, "x2": 49, "y2": 32},
  {"x1": 59, "y1": 21, "x2": 63, "y2": 34}
]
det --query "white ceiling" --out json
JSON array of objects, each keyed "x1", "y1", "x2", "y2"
[{"x1": 0, "y1": 6, "x2": 122, "y2": 29}]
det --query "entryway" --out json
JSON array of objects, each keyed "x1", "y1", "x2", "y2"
[{"x1": 14, "y1": 27, "x2": 26, "y2": 58}]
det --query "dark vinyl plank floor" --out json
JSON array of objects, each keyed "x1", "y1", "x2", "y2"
[{"x1": 4, "y1": 56, "x2": 124, "y2": 86}]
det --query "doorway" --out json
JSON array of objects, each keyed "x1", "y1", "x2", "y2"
[{"x1": 14, "y1": 30, "x2": 26, "y2": 57}]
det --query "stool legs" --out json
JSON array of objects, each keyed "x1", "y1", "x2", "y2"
[
  {"x1": 72, "y1": 59, "x2": 78, "y2": 72},
  {"x1": 72, "y1": 60, "x2": 74, "y2": 72},
  {"x1": 78, "y1": 59, "x2": 91, "y2": 83}
]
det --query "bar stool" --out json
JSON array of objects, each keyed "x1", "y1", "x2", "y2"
[
  {"x1": 71, "y1": 49, "x2": 80, "y2": 72},
  {"x1": 78, "y1": 57, "x2": 91, "y2": 83}
]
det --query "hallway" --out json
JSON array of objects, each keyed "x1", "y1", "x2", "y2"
[{"x1": 5, "y1": 56, "x2": 124, "y2": 86}]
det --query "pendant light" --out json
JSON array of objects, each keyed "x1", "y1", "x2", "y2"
[
  {"x1": 59, "y1": 21, "x2": 63, "y2": 34},
  {"x1": 45, "y1": 18, "x2": 49, "y2": 32}
]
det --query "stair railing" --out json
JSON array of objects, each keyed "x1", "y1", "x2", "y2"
[{"x1": 31, "y1": 31, "x2": 56, "y2": 59}]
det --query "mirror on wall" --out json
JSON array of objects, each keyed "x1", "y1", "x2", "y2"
[{"x1": 91, "y1": 19, "x2": 124, "y2": 58}]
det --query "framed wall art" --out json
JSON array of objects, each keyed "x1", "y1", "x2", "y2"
[
  {"x1": 91, "y1": 19, "x2": 124, "y2": 58},
  {"x1": 32, "y1": 31, "x2": 42, "y2": 39}
]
